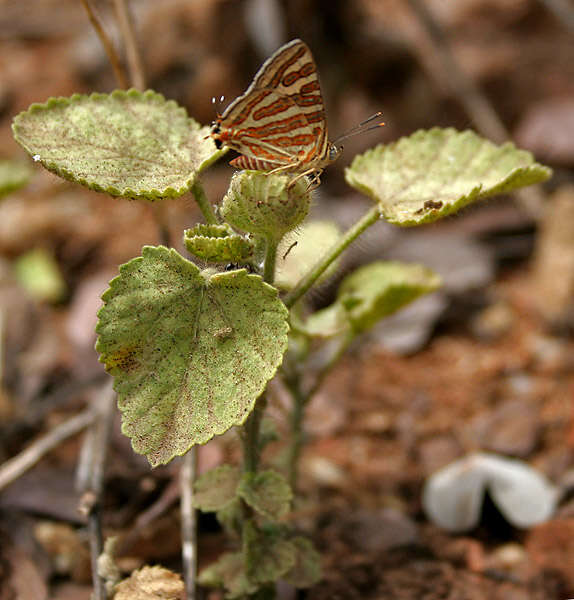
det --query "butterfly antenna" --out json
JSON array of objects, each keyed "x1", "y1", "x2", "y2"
[
  {"x1": 211, "y1": 95, "x2": 226, "y2": 117},
  {"x1": 333, "y1": 112, "x2": 385, "y2": 144}
]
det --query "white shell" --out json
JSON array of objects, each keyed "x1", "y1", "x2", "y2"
[{"x1": 423, "y1": 452, "x2": 558, "y2": 532}]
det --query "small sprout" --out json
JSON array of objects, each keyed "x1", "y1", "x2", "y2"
[{"x1": 423, "y1": 452, "x2": 558, "y2": 532}]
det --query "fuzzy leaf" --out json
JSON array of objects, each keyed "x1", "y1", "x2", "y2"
[
  {"x1": 96, "y1": 246, "x2": 289, "y2": 466},
  {"x1": 283, "y1": 537, "x2": 322, "y2": 588},
  {"x1": 184, "y1": 223, "x2": 254, "y2": 263},
  {"x1": 346, "y1": 128, "x2": 552, "y2": 226},
  {"x1": 238, "y1": 470, "x2": 292, "y2": 521},
  {"x1": 198, "y1": 552, "x2": 258, "y2": 599},
  {"x1": 306, "y1": 261, "x2": 441, "y2": 337},
  {"x1": 193, "y1": 465, "x2": 241, "y2": 512},
  {"x1": 0, "y1": 160, "x2": 32, "y2": 198},
  {"x1": 12, "y1": 89, "x2": 223, "y2": 200},
  {"x1": 244, "y1": 523, "x2": 296, "y2": 585}
]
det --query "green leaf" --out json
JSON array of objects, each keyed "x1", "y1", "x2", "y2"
[
  {"x1": 14, "y1": 248, "x2": 67, "y2": 303},
  {"x1": 307, "y1": 261, "x2": 441, "y2": 336},
  {"x1": 238, "y1": 470, "x2": 292, "y2": 520},
  {"x1": 198, "y1": 552, "x2": 258, "y2": 599},
  {"x1": 193, "y1": 465, "x2": 240, "y2": 512},
  {"x1": 298, "y1": 302, "x2": 348, "y2": 338},
  {"x1": 184, "y1": 224, "x2": 254, "y2": 264},
  {"x1": 0, "y1": 160, "x2": 32, "y2": 198},
  {"x1": 283, "y1": 537, "x2": 322, "y2": 588},
  {"x1": 216, "y1": 498, "x2": 243, "y2": 538},
  {"x1": 244, "y1": 523, "x2": 296, "y2": 585},
  {"x1": 346, "y1": 128, "x2": 552, "y2": 226},
  {"x1": 12, "y1": 89, "x2": 223, "y2": 201},
  {"x1": 275, "y1": 221, "x2": 341, "y2": 291},
  {"x1": 96, "y1": 246, "x2": 289, "y2": 466}
]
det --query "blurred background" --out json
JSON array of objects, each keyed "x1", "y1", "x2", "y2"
[{"x1": 0, "y1": 1, "x2": 573, "y2": 599}]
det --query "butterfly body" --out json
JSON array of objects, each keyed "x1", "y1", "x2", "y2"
[{"x1": 211, "y1": 39, "x2": 341, "y2": 183}]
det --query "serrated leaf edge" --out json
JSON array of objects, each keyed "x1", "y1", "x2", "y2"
[
  {"x1": 346, "y1": 127, "x2": 552, "y2": 226},
  {"x1": 12, "y1": 89, "x2": 216, "y2": 201},
  {"x1": 95, "y1": 246, "x2": 289, "y2": 462}
]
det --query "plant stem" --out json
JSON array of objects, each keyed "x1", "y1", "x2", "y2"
[
  {"x1": 284, "y1": 205, "x2": 381, "y2": 308},
  {"x1": 242, "y1": 394, "x2": 267, "y2": 473},
  {"x1": 241, "y1": 230, "x2": 276, "y2": 473},
  {"x1": 307, "y1": 332, "x2": 353, "y2": 402},
  {"x1": 285, "y1": 373, "x2": 305, "y2": 490},
  {"x1": 191, "y1": 180, "x2": 219, "y2": 225},
  {"x1": 263, "y1": 235, "x2": 279, "y2": 284},
  {"x1": 284, "y1": 332, "x2": 351, "y2": 489}
]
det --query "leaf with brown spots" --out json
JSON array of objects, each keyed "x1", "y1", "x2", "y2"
[{"x1": 96, "y1": 246, "x2": 289, "y2": 466}]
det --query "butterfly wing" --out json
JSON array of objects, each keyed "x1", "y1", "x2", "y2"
[{"x1": 213, "y1": 39, "x2": 330, "y2": 172}]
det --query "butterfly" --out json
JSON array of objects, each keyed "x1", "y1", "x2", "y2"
[{"x1": 211, "y1": 39, "x2": 383, "y2": 187}]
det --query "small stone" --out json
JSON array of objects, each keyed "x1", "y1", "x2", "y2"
[
  {"x1": 303, "y1": 456, "x2": 347, "y2": 487},
  {"x1": 342, "y1": 508, "x2": 418, "y2": 553},
  {"x1": 467, "y1": 399, "x2": 540, "y2": 458}
]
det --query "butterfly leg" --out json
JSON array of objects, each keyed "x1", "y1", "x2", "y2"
[{"x1": 286, "y1": 169, "x2": 322, "y2": 191}]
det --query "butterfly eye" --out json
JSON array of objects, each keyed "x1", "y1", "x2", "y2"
[{"x1": 329, "y1": 145, "x2": 342, "y2": 161}]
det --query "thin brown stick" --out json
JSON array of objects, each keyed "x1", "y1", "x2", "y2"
[
  {"x1": 405, "y1": 0, "x2": 508, "y2": 143},
  {"x1": 539, "y1": 0, "x2": 574, "y2": 32},
  {"x1": 181, "y1": 449, "x2": 199, "y2": 600},
  {"x1": 77, "y1": 381, "x2": 116, "y2": 600},
  {"x1": 80, "y1": 0, "x2": 129, "y2": 89},
  {"x1": 0, "y1": 409, "x2": 95, "y2": 491},
  {"x1": 113, "y1": 0, "x2": 146, "y2": 89}
]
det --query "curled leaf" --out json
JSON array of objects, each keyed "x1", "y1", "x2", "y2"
[
  {"x1": 346, "y1": 128, "x2": 552, "y2": 226},
  {"x1": 184, "y1": 223, "x2": 254, "y2": 263}
]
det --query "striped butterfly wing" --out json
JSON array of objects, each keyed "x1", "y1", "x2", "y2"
[{"x1": 212, "y1": 39, "x2": 333, "y2": 174}]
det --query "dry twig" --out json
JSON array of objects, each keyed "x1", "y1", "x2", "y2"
[
  {"x1": 181, "y1": 449, "x2": 199, "y2": 600},
  {"x1": 0, "y1": 408, "x2": 95, "y2": 491},
  {"x1": 539, "y1": 0, "x2": 574, "y2": 33},
  {"x1": 77, "y1": 381, "x2": 116, "y2": 600},
  {"x1": 80, "y1": 0, "x2": 129, "y2": 88},
  {"x1": 113, "y1": 0, "x2": 146, "y2": 89}
]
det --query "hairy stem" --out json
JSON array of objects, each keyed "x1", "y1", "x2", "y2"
[
  {"x1": 284, "y1": 205, "x2": 381, "y2": 308},
  {"x1": 191, "y1": 180, "x2": 219, "y2": 225},
  {"x1": 263, "y1": 235, "x2": 279, "y2": 284},
  {"x1": 285, "y1": 373, "x2": 305, "y2": 490}
]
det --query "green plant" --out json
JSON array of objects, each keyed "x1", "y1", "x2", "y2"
[{"x1": 12, "y1": 89, "x2": 551, "y2": 598}]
